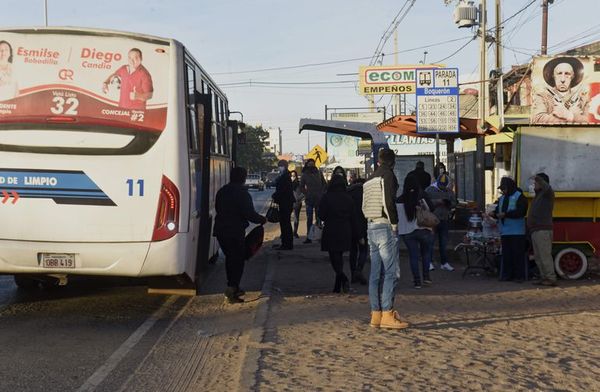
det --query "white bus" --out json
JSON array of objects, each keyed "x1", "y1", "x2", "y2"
[{"x1": 0, "y1": 27, "x2": 237, "y2": 293}]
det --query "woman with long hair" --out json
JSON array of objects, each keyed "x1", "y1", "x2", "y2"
[
  {"x1": 0, "y1": 40, "x2": 18, "y2": 100},
  {"x1": 397, "y1": 174, "x2": 435, "y2": 289}
]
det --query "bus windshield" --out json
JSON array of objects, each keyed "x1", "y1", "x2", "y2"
[{"x1": 0, "y1": 30, "x2": 170, "y2": 135}]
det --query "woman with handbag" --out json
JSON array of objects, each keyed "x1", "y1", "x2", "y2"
[
  {"x1": 318, "y1": 175, "x2": 356, "y2": 293},
  {"x1": 397, "y1": 174, "x2": 436, "y2": 289}
]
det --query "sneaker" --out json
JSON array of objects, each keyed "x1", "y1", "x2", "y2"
[
  {"x1": 414, "y1": 283, "x2": 422, "y2": 289},
  {"x1": 293, "y1": 233, "x2": 300, "y2": 239},
  {"x1": 441, "y1": 263, "x2": 455, "y2": 271},
  {"x1": 303, "y1": 239, "x2": 312, "y2": 244},
  {"x1": 224, "y1": 286, "x2": 244, "y2": 304},
  {"x1": 423, "y1": 279, "x2": 432, "y2": 285},
  {"x1": 429, "y1": 263, "x2": 435, "y2": 271}
]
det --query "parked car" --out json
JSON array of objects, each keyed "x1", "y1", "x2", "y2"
[
  {"x1": 245, "y1": 174, "x2": 265, "y2": 191},
  {"x1": 265, "y1": 171, "x2": 280, "y2": 189}
]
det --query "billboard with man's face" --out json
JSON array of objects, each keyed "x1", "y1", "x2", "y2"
[{"x1": 530, "y1": 56, "x2": 600, "y2": 125}]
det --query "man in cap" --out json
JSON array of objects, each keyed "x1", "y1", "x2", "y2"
[
  {"x1": 532, "y1": 56, "x2": 589, "y2": 124},
  {"x1": 272, "y1": 159, "x2": 295, "y2": 250},
  {"x1": 426, "y1": 173, "x2": 457, "y2": 271},
  {"x1": 527, "y1": 173, "x2": 557, "y2": 286}
]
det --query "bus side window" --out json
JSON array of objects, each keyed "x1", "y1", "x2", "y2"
[
  {"x1": 185, "y1": 63, "x2": 200, "y2": 154},
  {"x1": 208, "y1": 88, "x2": 219, "y2": 154},
  {"x1": 219, "y1": 99, "x2": 228, "y2": 156}
]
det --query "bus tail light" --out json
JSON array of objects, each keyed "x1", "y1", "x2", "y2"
[{"x1": 152, "y1": 175, "x2": 180, "y2": 241}]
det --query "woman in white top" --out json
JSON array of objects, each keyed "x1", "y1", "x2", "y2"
[
  {"x1": 0, "y1": 40, "x2": 18, "y2": 101},
  {"x1": 397, "y1": 174, "x2": 435, "y2": 289}
]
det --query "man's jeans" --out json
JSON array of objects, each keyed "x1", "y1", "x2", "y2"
[
  {"x1": 531, "y1": 230, "x2": 556, "y2": 281},
  {"x1": 435, "y1": 219, "x2": 450, "y2": 265},
  {"x1": 367, "y1": 223, "x2": 399, "y2": 311},
  {"x1": 402, "y1": 229, "x2": 434, "y2": 285},
  {"x1": 306, "y1": 203, "x2": 320, "y2": 234}
]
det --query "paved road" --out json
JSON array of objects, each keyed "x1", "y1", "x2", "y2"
[{"x1": 0, "y1": 188, "x2": 271, "y2": 391}]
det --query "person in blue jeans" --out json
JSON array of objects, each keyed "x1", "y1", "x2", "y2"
[
  {"x1": 425, "y1": 173, "x2": 457, "y2": 271},
  {"x1": 362, "y1": 148, "x2": 408, "y2": 330},
  {"x1": 398, "y1": 174, "x2": 435, "y2": 289}
]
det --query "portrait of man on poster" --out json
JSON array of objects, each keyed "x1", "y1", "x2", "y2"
[{"x1": 531, "y1": 56, "x2": 589, "y2": 124}]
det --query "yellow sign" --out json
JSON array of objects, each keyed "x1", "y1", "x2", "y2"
[
  {"x1": 305, "y1": 144, "x2": 328, "y2": 167},
  {"x1": 358, "y1": 64, "x2": 444, "y2": 95}
]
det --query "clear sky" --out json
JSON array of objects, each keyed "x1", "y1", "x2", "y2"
[{"x1": 1, "y1": 0, "x2": 597, "y2": 153}]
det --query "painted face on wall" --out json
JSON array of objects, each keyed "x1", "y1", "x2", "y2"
[{"x1": 553, "y1": 62, "x2": 574, "y2": 93}]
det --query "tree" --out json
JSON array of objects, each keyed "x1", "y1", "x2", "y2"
[{"x1": 236, "y1": 125, "x2": 276, "y2": 173}]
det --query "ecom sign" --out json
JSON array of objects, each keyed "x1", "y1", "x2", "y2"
[{"x1": 358, "y1": 65, "x2": 440, "y2": 95}]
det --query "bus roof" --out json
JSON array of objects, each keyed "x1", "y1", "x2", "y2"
[
  {"x1": 0, "y1": 26, "x2": 228, "y2": 100},
  {"x1": 0, "y1": 26, "x2": 174, "y2": 46}
]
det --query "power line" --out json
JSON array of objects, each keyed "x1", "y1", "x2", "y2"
[
  {"x1": 487, "y1": 0, "x2": 537, "y2": 34},
  {"x1": 220, "y1": 80, "x2": 356, "y2": 86},
  {"x1": 369, "y1": 0, "x2": 417, "y2": 66},
  {"x1": 432, "y1": 36, "x2": 476, "y2": 63},
  {"x1": 213, "y1": 36, "x2": 471, "y2": 76}
]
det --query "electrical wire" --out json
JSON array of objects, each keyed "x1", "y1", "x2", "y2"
[
  {"x1": 432, "y1": 36, "x2": 476, "y2": 63},
  {"x1": 369, "y1": 0, "x2": 417, "y2": 66},
  {"x1": 213, "y1": 36, "x2": 471, "y2": 76}
]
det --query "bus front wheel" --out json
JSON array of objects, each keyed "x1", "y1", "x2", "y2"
[{"x1": 554, "y1": 248, "x2": 588, "y2": 280}]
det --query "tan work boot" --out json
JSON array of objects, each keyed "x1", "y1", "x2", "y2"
[
  {"x1": 380, "y1": 310, "x2": 409, "y2": 330},
  {"x1": 370, "y1": 311, "x2": 382, "y2": 328}
]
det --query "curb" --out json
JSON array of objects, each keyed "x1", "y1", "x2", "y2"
[{"x1": 238, "y1": 249, "x2": 276, "y2": 391}]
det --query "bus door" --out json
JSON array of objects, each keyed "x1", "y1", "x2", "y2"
[{"x1": 184, "y1": 83, "x2": 213, "y2": 284}]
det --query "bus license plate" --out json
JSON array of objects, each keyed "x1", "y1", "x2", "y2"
[{"x1": 41, "y1": 254, "x2": 76, "y2": 269}]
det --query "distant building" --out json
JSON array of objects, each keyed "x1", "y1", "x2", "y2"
[{"x1": 266, "y1": 127, "x2": 282, "y2": 156}]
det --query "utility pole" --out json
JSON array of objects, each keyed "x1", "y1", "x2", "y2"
[
  {"x1": 495, "y1": 0, "x2": 502, "y2": 72},
  {"x1": 44, "y1": 0, "x2": 48, "y2": 26},
  {"x1": 475, "y1": 0, "x2": 488, "y2": 210},
  {"x1": 278, "y1": 127, "x2": 282, "y2": 156},
  {"x1": 541, "y1": 0, "x2": 549, "y2": 55},
  {"x1": 394, "y1": 28, "x2": 399, "y2": 117}
]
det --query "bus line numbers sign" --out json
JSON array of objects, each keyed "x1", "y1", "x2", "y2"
[
  {"x1": 126, "y1": 179, "x2": 144, "y2": 196},
  {"x1": 416, "y1": 68, "x2": 459, "y2": 134}
]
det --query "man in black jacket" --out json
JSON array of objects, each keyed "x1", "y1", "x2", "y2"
[
  {"x1": 272, "y1": 159, "x2": 295, "y2": 250},
  {"x1": 214, "y1": 167, "x2": 267, "y2": 303},
  {"x1": 407, "y1": 161, "x2": 432, "y2": 191}
]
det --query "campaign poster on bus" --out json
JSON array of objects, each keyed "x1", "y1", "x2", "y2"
[
  {"x1": 0, "y1": 31, "x2": 170, "y2": 131},
  {"x1": 530, "y1": 55, "x2": 600, "y2": 125}
]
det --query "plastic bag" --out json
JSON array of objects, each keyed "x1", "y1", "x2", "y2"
[{"x1": 308, "y1": 224, "x2": 323, "y2": 241}]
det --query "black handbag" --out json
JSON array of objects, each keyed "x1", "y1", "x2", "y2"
[{"x1": 266, "y1": 201, "x2": 280, "y2": 223}]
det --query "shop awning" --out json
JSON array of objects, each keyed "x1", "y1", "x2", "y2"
[{"x1": 376, "y1": 115, "x2": 498, "y2": 140}]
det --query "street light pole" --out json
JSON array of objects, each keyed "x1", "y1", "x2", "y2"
[{"x1": 44, "y1": 0, "x2": 48, "y2": 26}]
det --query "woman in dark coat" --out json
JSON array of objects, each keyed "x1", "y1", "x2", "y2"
[
  {"x1": 347, "y1": 177, "x2": 368, "y2": 285},
  {"x1": 318, "y1": 175, "x2": 356, "y2": 293}
]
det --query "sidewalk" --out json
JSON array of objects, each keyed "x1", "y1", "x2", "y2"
[
  {"x1": 250, "y1": 213, "x2": 600, "y2": 391},
  {"x1": 123, "y1": 211, "x2": 600, "y2": 391}
]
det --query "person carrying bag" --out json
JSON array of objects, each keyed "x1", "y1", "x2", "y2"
[{"x1": 266, "y1": 200, "x2": 280, "y2": 223}]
